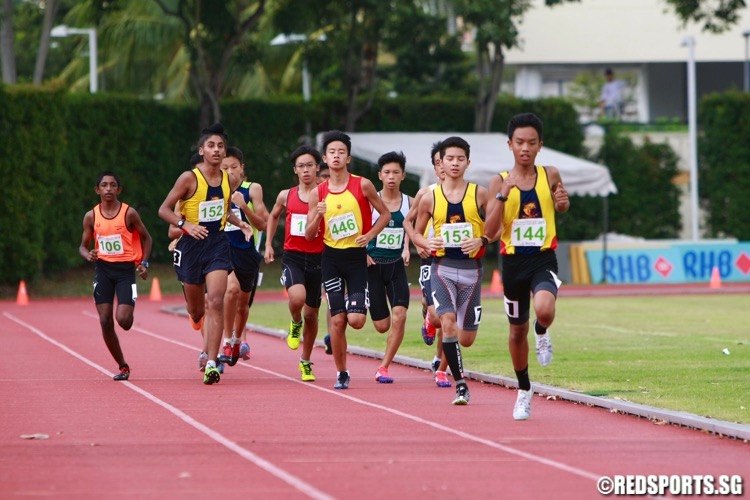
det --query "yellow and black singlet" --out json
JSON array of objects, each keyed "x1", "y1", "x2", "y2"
[
  {"x1": 432, "y1": 183, "x2": 485, "y2": 259},
  {"x1": 318, "y1": 174, "x2": 372, "y2": 249},
  {"x1": 499, "y1": 166, "x2": 557, "y2": 255},
  {"x1": 180, "y1": 167, "x2": 231, "y2": 234}
]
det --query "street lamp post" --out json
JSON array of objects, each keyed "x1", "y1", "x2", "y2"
[
  {"x1": 681, "y1": 36, "x2": 699, "y2": 241},
  {"x1": 743, "y1": 30, "x2": 750, "y2": 92},
  {"x1": 270, "y1": 33, "x2": 314, "y2": 103},
  {"x1": 270, "y1": 33, "x2": 326, "y2": 144},
  {"x1": 50, "y1": 25, "x2": 98, "y2": 93}
]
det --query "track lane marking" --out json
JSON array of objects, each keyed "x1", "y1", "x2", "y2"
[
  {"x1": 81, "y1": 311, "x2": 606, "y2": 484},
  {"x1": 5, "y1": 311, "x2": 334, "y2": 500}
]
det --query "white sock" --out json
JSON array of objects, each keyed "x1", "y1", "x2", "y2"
[{"x1": 206, "y1": 360, "x2": 216, "y2": 369}]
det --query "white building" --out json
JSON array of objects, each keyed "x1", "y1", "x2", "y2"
[{"x1": 504, "y1": 0, "x2": 750, "y2": 122}]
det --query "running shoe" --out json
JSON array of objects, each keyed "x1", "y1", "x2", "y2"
[
  {"x1": 113, "y1": 365, "x2": 130, "y2": 381},
  {"x1": 218, "y1": 342, "x2": 232, "y2": 364},
  {"x1": 240, "y1": 342, "x2": 251, "y2": 360},
  {"x1": 323, "y1": 334, "x2": 332, "y2": 355},
  {"x1": 299, "y1": 361, "x2": 316, "y2": 382},
  {"x1": 375, "y1": 366, "x2": 393, "y2": 384},
  {"x1": 452, "y1": 382, "x2": 470, "y2": 405},
  {"x1": 535, "y1": 323, "x2": 553, "y2": 367},
  {"x1": 216, "y1": 359, "x2": 224, "y2": 374},
  {"x1": 228, "y1": 343, "x2": 240, "y2": 366},
  {"x1": 334, "y1": 370, "x2": 350, "y2": 390},
  {"x1": 421, "y1": 317, "x2": 436, "y2": 345},
  {"x1": 513, "y1": 385, "x2": 534, "y2": 420},
  {"x1": 198, "y1": 352, "x2": 208, "y2": 372},
  {"x1": 203, "y1": 365, "x2": 221, "y2": 385},
  {"x1": 434, "y1": 371, "x2": 451, "y2": 388},
  {"x1": 287, "y1": 320, "x2": 302, "y2": 350},
  {"x1": 189, "y1": 314, "x2": 204, "y2": 331},
  {"x1": 431, "y1": 358, "x2": 440, "y2": 375}
]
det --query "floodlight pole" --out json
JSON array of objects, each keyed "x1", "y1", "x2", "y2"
[
  {"x1": 682, "y1": 36, "x2": 699, "y2": 241},
  {"x1": 50, "y1": 25, "x2": 98, "y2": 93}
]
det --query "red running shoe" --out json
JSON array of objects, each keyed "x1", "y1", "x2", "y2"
[{"x1": 421, "y1": 317, "x2": 436, "y2": 345}]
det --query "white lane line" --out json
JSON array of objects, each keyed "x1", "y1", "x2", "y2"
[
  {"x1": 89, "y1": 311, "x2": 604, "y2": 484},
  {"x1": 5, "y1": 312, "x2": 334, "y2": 500}
]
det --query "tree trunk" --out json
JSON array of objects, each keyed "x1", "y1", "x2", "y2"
[
  {"x1": 33, "y1": 0, "x2": 59, "y2": 85},
  {"x1": 1, "y1": 0, "x2": 16, "y2": 84},
  {"x1": 344, "y1": 9, "x2": 379, "y2": 132},
  {"x1": 473, "y1": 42, "x2": 505, "y2": 133}
]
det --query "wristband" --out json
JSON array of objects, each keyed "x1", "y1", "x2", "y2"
[{"x1": 139, "y1": 261, "x2": 149, "y2": 268}]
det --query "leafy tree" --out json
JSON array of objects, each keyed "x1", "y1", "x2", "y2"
[
  {"x1": 274, "y1": 0, "x2": 403, "y2": 131},
  {"x1": 699, "y1": 90, "x2": 750, "y2": 239},
  {"x1": 380, "y1": 1, "x2": 470, "y2": 98},
  {"x1": 664, "y1": 0, "x2": 746, "y2": 33},
  {"x1": 452, "y1": 0, "x2": 580, "y2": 133},
  {"x1": 152, "y1": 0, "x2": 267, "y2": 125},
  {"x1": 595, "y1": 133, "x2": 681, "y2": 238}
]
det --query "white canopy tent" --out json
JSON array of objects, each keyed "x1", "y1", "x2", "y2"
[{"x1": 320, "y1": 132, "x2": 617, "y2": 197}]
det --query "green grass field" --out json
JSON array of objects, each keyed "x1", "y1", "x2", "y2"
[
  {"x1": 246, "y1": 291, "x2": 749, "y2": 425},
  {"x1": 4, "y1": 262, "x2": 748, "y2": 424}
]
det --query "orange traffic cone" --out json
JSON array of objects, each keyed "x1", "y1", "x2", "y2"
[
  {"x1": 149, "y1": 277, "x2": 162, "y2": 301},
  {"x1": 490, "y1": 269, "x2": 503, "y2": 294},
  {"x1": 16, "y1": 280, "x2": 29, "y2": 305},
  {"x1": 709, "y1": 266, "x2": 722, "y2": 289}
]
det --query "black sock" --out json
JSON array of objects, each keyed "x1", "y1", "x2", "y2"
[
  {"x1": 515, "y1": 366, "x2": 531, "y2": 391},
  {"x1": 119, "y1": 363, "x2": 129, "y2": 370},
  {"x1": 442, "y1": 340, "x2": 464, "y2": 383},
  {"x1": 534, "y1": 320, "x2": 547, "y2": 335}
]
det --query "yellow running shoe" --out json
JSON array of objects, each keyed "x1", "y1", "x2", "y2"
[
  {"x1": 203, "y1": 365, "x2": 221, "y2": 385},
  {"x1": 299, "y1": 360, "x2": 316, "y2": 382},
  {"x1": 287, "y1": 320, "x2": 302, "y2": 350}
]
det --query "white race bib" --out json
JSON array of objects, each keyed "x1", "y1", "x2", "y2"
[
  {"x1": 198, "y1": 199, "x2": 225, "y2": 223},
  {"x1": 97, "y1": 234, "x2": 124, "y2": 256},
  {"x1": 290, "y1": 213, "x2": 307, "y2": 237},
  {"x1": 224, "y1": 208, "x2": 242, "y2": 231},
  {"x1": 375, "y1": 227, "x2": 404, "y2": 250},
  {"x1": 441, "y1": 222, "x2": 473, "y2": 248},
  {"x1": 511, "y1": 218, "x2": 547, "y2": 247},
  {"x1": 328, "y1": 211, "x2": 359, "y2": 241}
]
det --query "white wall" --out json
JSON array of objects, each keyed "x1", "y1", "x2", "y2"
[{"x1": 505, "y1": 0, "x2": 750, "y2": 65}]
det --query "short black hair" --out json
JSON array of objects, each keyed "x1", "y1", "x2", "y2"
[
  {"x1": 507, "y1": 113, "x2": 544, "y2": 142},
  {"x1": 96, "y1": 170, "x2": 121, "y2": 187},
  {"x1": 605, "y1": 68, "x2": 613, "y2": 76},
  {"x1": 290, "y1": 145, "x2": 322, "y2": 166},
  {"x1": 377, "y1": 151, "x2": 406, "y2": 171},
  {"x1": 439, "y1": 136, "x2": 470, "y2": 159},
  {"x1": 226, "y1": 146, "x2": 244, "y2": 164},
  {"x1": 198, "y1": 122, "x2": 227, "y2": 147},
  {"x1": 430, "y1": 141, "x2": 442, "y2": 165},
  {"x1": 321, "y1": 130, "x2": 352, "y2": 156}
]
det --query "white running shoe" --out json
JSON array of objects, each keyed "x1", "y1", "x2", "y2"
[
  {"x1": 513, "y1": 386, "x2": 534, "y2": 420},
  {"x1": 535, "y1": 323, "x2": 553, "y2": 367}
]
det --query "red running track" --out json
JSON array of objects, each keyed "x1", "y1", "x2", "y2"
[{"x1": 1, "y1": 297, "x2": 748, "y2": 499}]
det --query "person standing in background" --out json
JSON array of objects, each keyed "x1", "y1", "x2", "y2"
[{"x1": 599, "y1": 68, "x2": 625, "y2": 120}]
